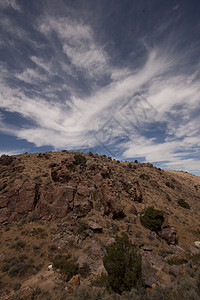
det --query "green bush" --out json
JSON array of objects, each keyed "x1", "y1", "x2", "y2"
[
  {"x1": 139, "y1": 173, "x2": 150, "y2": 180},
  {"x1": 11, "y1": 240, "x2": 26, "y2": 250},
  {"x1": 77, "y1": 220, "x2": 89, "y2": 234},
  {"x1": 32, "y1": 227, "x2": 47, "y2": 239},
  {"x1": 166, "y1": 194, "x2": 171, "y2": 201},
  {"x1": 8, "y1": 262, "x2": 31, "y2": 277},
  {"x1": 177, "y1": 198, "x2": 190, "y2": 209},
  {"x1": 79, "y1": 262, "x2": 90, "y2": 278},
  {"x1": 74, "y1": 154, "x2": 87, "y2": 165},
  {"x1": 13, "y1": 282, "x2": 21, "y2": 291},
  {"x1": 191, "y1": 253, "x2": 200, "y2": 263},
  {"x1": 103, "y1": 232, "x2": 143, "y2": 294},
  {"x1": 92, "y1": 273, "x2": 110, "y2": 288},
  {"x1": 166, "y1": 182, "x2": 175, "y2": 189},
  {"x1": 167, "y1": 258, "x2": 187, "y2": 266},
  {"x1": 140, "y1": 206, "x2": 164, "y2": 232},
  {"x1": 52, "y1": 254, "x2": 78, "y2": 279}
]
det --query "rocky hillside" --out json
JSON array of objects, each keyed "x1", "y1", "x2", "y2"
[{"x1": 0, "y1": 151, "x2": 200, "y2": 300}]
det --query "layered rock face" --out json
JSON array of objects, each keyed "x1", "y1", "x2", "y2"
[
  {"x1": 2, "y1": 151, "x2": 200, "y2": 248},
  {"x1": 0, "y1": 155, "x2": 129, "y2": 223}
]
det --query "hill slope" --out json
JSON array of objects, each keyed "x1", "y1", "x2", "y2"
[{"x1": 0, "y1": 151, "x2": 200, "y2": 299}]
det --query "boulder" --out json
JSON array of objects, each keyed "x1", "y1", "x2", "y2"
[
  {"x1": 86, "y1": 240, "x2": 105, "y2": 257},
  {"x1": 100, "y1": 180, "x2": 125, "y2": 219},
  {"x1": 194, "y1": 241, "x2": 200, "y2": 249},
  {"x1": 126, "y1": 181, "x2": 143, "y2": 202},
  {"x1": 129, "y1": 205, "x2": 138, "y2": 215},
  {"x1": 73, "y1": 182, "x2": 93, "y2": 213},
  {"x1": 142, "y1": 245, "x2": 153, "y2": 252},
  {"x1": 77, "y1": 254, "x2": 93, "y2": 268},
  {"x1": 37, "y1": 185, "x2": 75, "y2": 219},
  {"x1": 141, "y1": 254, "x2": 158, "y2": 284},
  {"x1": 190, "y1": 246, "x2": 200, "y2": 255},
  {"x1": 88, "y1": 221, "x2": 103, "y2": 232},
  {"x1": 68, "y1": 274, "x2": 80, "y2": 285},
  {"x1": 159, "y1": 217, "x2": 177, "y2": 245}
]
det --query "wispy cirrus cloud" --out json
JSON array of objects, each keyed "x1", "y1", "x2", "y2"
[
  {"x1": 0, "y1": 4, "x2": 200, "y2": 175},
  {"x1": 39, "y1": 17, "x2": 109, "y2": 79}
]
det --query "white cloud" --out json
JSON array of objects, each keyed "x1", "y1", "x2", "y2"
[
  {"x1": 0, "y1": 15, "x2": 200, "y2": 175},
  {"x1": 15, "y1": 68, "x2": 48, "y2": 84},
  {"x1": 39, "y1": 18, "x2": 109, "y2": 78},
  {"x1": 0, "y1": 149, "x2": 25, "y2": 157}
]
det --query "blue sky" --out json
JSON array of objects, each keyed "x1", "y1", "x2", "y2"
[{"x1": 0, "y1": 0, "x2": 200, "y2": 175}]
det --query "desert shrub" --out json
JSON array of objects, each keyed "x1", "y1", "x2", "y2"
[
  {"x1": 32, "y1": 244, "x2": 40, "y2": 252},
  {"x1": 11, "y1": 240, "x2": 26, "y2": 250},
  {"x1": 33, "y1": 286, "x2": 41, "y2": 296},
  {"x1": 88, "y1": 151, "x2": 93, "y2": 156},
  {"x1": 48, "y1": 244, "x2": 57, "y2": 252},
  {"x1": 166, "y1": 194, "x2": 171, "y2": 201},
  {"x1": 0, "y1": 183, "x2": 7, "y2": 191},
  {"x1": 8, "y1": 262, "x2": 31, "y2": 277},
  {"x1": 74, "y1": 206, "x2": 90, "y2": 217},
  {"x1": 13, "y1": 282, "x2": 21, "y2": 291},
  {"x1": 167, "y1": 258, "x2": 187, "y2": 266},
  {"x1": 139, "y1": 173, "x2": 150, "y2": 180},
  {"x1": 74, "y1": 154, "x2": 87, "y2": 165},
  {"x1": 32, "y1": 227, "x2": 48, "y2": 239},
  {"x1": 191, "y1": 253, "x2": 200, "y2": 263},
  {"x1": 177, "y1": 199, "x2": 190, "y2": 209},
  {"x1": 134, "y1": 160, "x2": 138, "y2": 163},
  {"x1": 103, "y1": 232, "x2": 143, "y2": 294},
  {"x1": 1, "y1": 263, "x2": 10, "y2": 272},
  {"x1": 79, "y1": 262, "x2": 90, "y2": 278},
  {"x1": 140, "y1": 206, "x2": 164, "y2": 232},
  {"x1": 52, "y1": 254, "x2": 78, "y2": 279},
  {"x1": 166, "y1": 182, "x2": 175, "y2": 189},
  {"x1": 92, "y1": 273, "x2": 110, "y2": 288},
  {"x1": 77, "y1": 220, "x2": 89, "y2": 234},
  {"x1": 158, "y1": 249, "x2": 168, "y2": 258},
  {"x1": 27, "y1": 212, "x2": 39, "y2": 222}
]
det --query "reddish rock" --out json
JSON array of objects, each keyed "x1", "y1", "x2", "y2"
[
  {"x1": 100, "y1": 180, "x2": 125, "y2": 219},
  {"x1": 122, "y1": 180, "x2": 143, "y2": 202},
  {"x1": 88, "y1": 220, "x2": 103, "y2": 232},
  {"x1": 0, "y1": 180, "x2": 39, "y2": 223},
  {"x1": 62, "y1": 274, "x2": 68, "y2": 282},
  {"x1": 87, "y1": 240, "x2": 105, "y2": 257},
  {"x1": 159, "y1": 217, "x2": 177, "y2": 245},
  {"x1": 73, "y1": 182, "x2": 93, "y2": 213},
  {"x1": 141, "y1": 255, "x2": 158, "y2": 284},
  {"x1": 128, "y1": 181, "x2": 143, "y2": 202},
  {"x1": 37, "y1": 184, "x2": 76, "y2": 219},
  {"x1": 68, "y1": 274, "x2": 80, "y2": 285}
]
